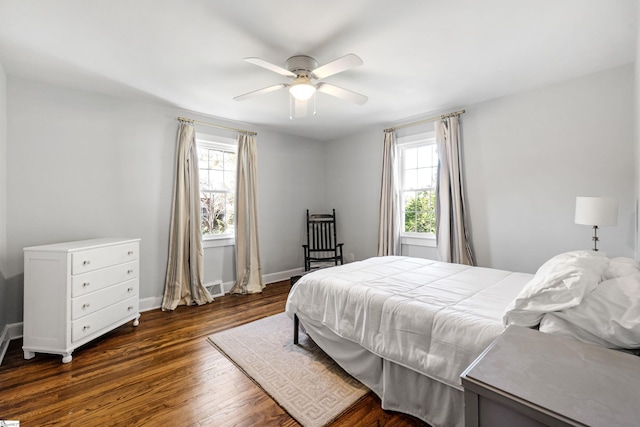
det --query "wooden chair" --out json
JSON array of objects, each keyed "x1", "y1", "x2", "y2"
[
  {"x1": 303, "y1": 209, "x2": 344, "y2": 271},
  {"x1": 293, "y1": 209, "x2": 344, "y2": 344}
]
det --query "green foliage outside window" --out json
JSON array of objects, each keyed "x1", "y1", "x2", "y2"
[{"x1": 404, "y1": 191, "x2": 436, "y2": 234}]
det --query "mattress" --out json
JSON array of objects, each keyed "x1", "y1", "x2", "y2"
[{"x1": 285, "y1": 256, "x2": 533, "y2": 390}]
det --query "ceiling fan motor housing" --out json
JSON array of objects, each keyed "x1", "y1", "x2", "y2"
[{"x1": 286, "y1": 55, "x2": 318, "y2": 77}]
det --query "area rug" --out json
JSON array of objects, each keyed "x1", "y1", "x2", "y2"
[{"x1": 207, "y1": 312, "x2": 369, "y2": 427}]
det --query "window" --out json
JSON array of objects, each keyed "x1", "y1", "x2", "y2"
[
  {"x1": 197, "y1": 135, "x2": 236, "y2": 239},
  {"x1": 399, "y1": 132, "x2": 438, "y2": 237}
]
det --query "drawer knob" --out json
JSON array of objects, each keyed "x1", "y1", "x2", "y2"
[
  {"x1": 83, "y1": 325, "x2": 91, "y2": 331},
  {"x1": 127, "y1": 287, "x2": 134, "y2": 292},
  {"x1": 128, "y1": 306, "x2": 134, "y2": 311},
  {"x1": 127, "y1": 269, "x2": 134, "y2": 274},
  {"x1": 127, "y1": 251, "x2": 134, "y2": 256},
  {"x1": 82, "y1": 260, "x2": 91, "y2": 266},
  {"x1": 83, "y1": 282, "x2": 90, "y2": 288},
  {"x1": 82, "y1": 303, "x2": 90, "y2": 309}
]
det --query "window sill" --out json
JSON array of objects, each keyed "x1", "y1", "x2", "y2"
[
  {"x1": 401, "y1": 234, "x2": 437, "y2": 248},
  {"x1": 203, "y1": 236, "x2": 235, "y2": 248}
]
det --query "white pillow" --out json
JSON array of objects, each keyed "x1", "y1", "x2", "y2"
[
  {"x1": 503, "y1": 250, "x2": 609, "y2": 327},
  {"x1": 602, "y1": 257, "x2": 640, "y2": 280},
  {"x1": 538, "y1": 313, "x2": 614, "y2": 348},
  {"x1": 539, "y1": 273, "x2": 640, "y2": 349}
]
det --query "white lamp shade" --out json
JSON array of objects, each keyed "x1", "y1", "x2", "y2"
[
  {"x1": 289, "y1": 82, "x2": 316, "y2": 100},
  {"x1": 575, "y1": 196, "x2": 618, "y2": 226}
]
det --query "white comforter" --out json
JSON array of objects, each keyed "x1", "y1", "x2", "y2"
[{"x1": 286, "y1": 256, "x2": 532, "y2": 390}]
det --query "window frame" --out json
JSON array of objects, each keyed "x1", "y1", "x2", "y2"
[
  {"x1": 196, "y1": 133, "x2": 237, "y2": 248},
  {"x1": 398, "y1": 131, "x2": 437, "y2": 248}
]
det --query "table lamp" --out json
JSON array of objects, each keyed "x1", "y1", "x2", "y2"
[{"x1": 574, "y1": 196, "x2": 618, "y2": 251}]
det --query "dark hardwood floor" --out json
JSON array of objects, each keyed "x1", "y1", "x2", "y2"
[{"x1": 0, "y1": 280, "x2": 428, "y2": 426}]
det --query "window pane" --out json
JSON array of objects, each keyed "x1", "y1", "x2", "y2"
[
  {"x1": 198, "y1": 148, "x2": 209, "y2": 169},
  {"x1": 199, "y1": 170, "x2": 210, "y2": 191},
  {"x1": 404, "y1": 169, "x2": 417, "y2": 190},
  {"x1": 210, "y1": 192, "x2": 227, "y2": 234},
  {"x1": 210, "y1": 150, "x2": 224, "y2": 170},
  {"x1": 403, "y1": 191, "x2": 417, "y2": 232},
  {"x1": 223, "y1": 171, "x2": 235, "y2": 191},
  {"x1": 404, "y1": 147, "x2": 417, "y2": 169},
  {"x1": 403, "y1": 191, "x2": 416, "y2": 208},
  {"x1": 417, "y1": 145, "x2": 429, "y2": 168},
  {"x1": 416, "y1": 168, "x2": 429, "y2": 189},
  {"x1": 416, "y1": 191, "x2": 436, "y2": 234},
  {"x1": 200, "y1": 191, "x2": 213, "y2": 235},
  {"x1": 224, "y1": 151, "x2": 236, "y2": 170},
  {"x1": 226, "y1": 200, "x2": 235, "y2": 228},
  {"x1": 210, "y1": 170, "x2": 224, "y2": 191}
]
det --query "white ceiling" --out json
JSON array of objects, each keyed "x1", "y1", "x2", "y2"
[{"x1": 0, "y1": 0, "x2": 636, "y2": 140}]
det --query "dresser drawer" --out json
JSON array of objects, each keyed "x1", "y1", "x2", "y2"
[
  {"x1": 71, "y1": 242, "x2": 139, "y2": 275},
  {"x1": 71, "y1": 296, "x2": 139, "y2": 343},
  {"x1": 71, "y1": 261, "x2": 138, "y2": 297},
  {"x1": 71, "y1": 278, "x2": 138, "y2": 320}
]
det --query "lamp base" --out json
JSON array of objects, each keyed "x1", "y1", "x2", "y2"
[{"x1": 592, "y1": 225, "x2": 599, "y2": 252}]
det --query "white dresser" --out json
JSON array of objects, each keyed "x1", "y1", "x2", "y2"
[{"x1": 23, "y1": 238, "x2": 141, "y2": 363}]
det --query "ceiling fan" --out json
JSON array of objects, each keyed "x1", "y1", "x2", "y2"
[{"x1": 234, "y1": 54, "x2": 368, "y2": 119}]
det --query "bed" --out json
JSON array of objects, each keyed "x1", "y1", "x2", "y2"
[{"x1": 285, "y1": 253, "x2": 640, "y2": 427}]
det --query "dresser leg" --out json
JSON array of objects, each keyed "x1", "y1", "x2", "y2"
[
  {"x1": 24, "y1": 350, "x2": 35, "y2": 360},
  {"x1": 133, "y1": 315, "x2": 140, "y2": 327},
  {"x1": 62, "y1": 353, "x2": 72, "y2": 364}
]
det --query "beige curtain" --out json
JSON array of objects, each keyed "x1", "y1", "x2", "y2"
[
  {"x1": 377, "y1": 130, "x2": 400, "y2": 256},
  {"x1": 435, "y1": 116, "x2": 475, "y2": 265},
  {"x1": 162, "y1": 122, "x2": 213, "y2": 311},
  {"x1": 231, "y1": 133, "x2": 264, "y2": 294}
]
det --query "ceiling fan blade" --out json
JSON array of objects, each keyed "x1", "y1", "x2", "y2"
[
  {"x1": 233, "y1": 83, "x2": 288, "y2": 101},
  {"x1": 312, "y1": 54, "x2": 363, "y2": 79},
  {"x1": 244, "y1": 57, "x2": 296, "y2": 77},
  {"x1": 316, "y1": 82, "x2": 368, "y2": 105}
]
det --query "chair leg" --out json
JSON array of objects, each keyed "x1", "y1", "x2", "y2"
[{"x1": 293, "y1": 314, "x2": 299, "y2": 344}]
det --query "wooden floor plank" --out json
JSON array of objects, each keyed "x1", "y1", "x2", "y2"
[{"x1": 0, "y1": 280, "x2": 428, "y2": 426}]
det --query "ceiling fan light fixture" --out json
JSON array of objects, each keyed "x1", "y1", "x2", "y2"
[{"x1": 289, "y1": 78, "x2": 316, "y2": 101}]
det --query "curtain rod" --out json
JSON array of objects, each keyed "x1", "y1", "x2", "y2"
[
  {"x1": 384, "y1": 109, "x2": 466, "y2": 133},
  {"x1": 177, "y1": 116, "x2": 257, "y2": 136}
]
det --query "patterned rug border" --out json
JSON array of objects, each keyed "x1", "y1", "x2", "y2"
[{"x1": 207, "y1": 313, "x2": 369, "y2": 427}]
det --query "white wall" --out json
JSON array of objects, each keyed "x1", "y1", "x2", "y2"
[
  {"x1": 324, "y1": 128, "x2": 381, "y2": 262},
  {"x1": 326, "y1": 64, "x2": 636, "y2": 274},
  {"x1": 4, "y1": 76, "x2": 324, "y2": 323},
  {"x1": 0, "y1": 62, "x2": 7, "y2": 332},
  {"x1": 464, "y1": 64, "x2": 635, "y2": 273},
  {"x1": 636, "y1": 5, "x2": 640, "y2": 260},
  {"x1": 256, "y1": 128, "x2": 326, "y2": 273}
]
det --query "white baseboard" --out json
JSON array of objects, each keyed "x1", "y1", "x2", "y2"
[
  {"x1": 139, "y1": 296, "x2": 164, "y2": 312},
  {"x1": 0, "y1": 322, "x2": 24, "y2": 366},
  {"x1": 263, "y1": 267, "x2": 305, "y2": 285},
  {"x1": 139, "y1": 267, "x2": 304, "y2": 312}
]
